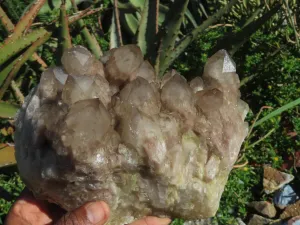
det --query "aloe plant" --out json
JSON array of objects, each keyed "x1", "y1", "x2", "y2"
[
  {"x1": 213, "y1": 2, "x2": 283, "y2": 56},
  {"x1": 110, "y1": 0, "x2": 240, "y2": 76},
  {"x1": 0, "y1": 0, "x2": 106, "y2": 103}
]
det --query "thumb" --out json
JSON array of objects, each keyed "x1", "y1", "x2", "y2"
[{"x1": 55, "y1": 201, "x2": 110, "y2": 225}]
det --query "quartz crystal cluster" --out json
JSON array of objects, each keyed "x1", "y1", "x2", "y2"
[{"x1": 15, "y1": 45, "x2": 249, "y2": 224}]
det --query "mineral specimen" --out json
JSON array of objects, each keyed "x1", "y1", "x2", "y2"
[
  {"x1": 247, "y1": 214, "x2": 274, "y2": 225},
  {"x1": 264, "y1": 166, "x2": 294, "y2": 194},
  {"x1": 280, "y1": 200, "x2": 300, "y2": 219},
  {"x1": 14, "y1": 45, "x2": 249, "y2": 224},
  {"x1": 248, "y1": 201, "x2": 277, "y2": 218},
  {"x1": 273, "y1": 185, "x2": 299, "y2": 209}
]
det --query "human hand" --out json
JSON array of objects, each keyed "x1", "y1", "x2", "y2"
[{"x1": 5, "y1": 188, "x2": 171, "y2": 225}]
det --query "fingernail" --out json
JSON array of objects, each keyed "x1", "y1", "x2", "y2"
[
  {"x1": 159, "y1": 218, "x2": 172, "y2": 225},
  {"x1": 85, "y1": 202, "x2": 108, "y2": 224}
]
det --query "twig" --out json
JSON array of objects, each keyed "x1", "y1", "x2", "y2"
[
  {"x1": 10, "y1": 80, "x2": 24, "y2": 104},
  {"x1": 68, "y1": 7, "x2": 105, "y2": 24},
  {"x1": 233, "y1": 160, "x2": 249, "y2": 169},
  {"x1": 32, "y1": 54, "x2": 47, "y2": 68},
  {"x1": 98, "y1": 15, "x2": 103, "y2": 31},
  {"x1": 283, "y1": 0, "x2": 299, "y2": 47},
  {"x1": 247, "y1": 106, "x2": 273, "y2": 139},
  {"x1": 71, "y1": 0, "x2": 102, "y2": 58},
  {"x1": 264, "y1": 0, "x2": 270, "y2": 10},
  {"x1": 208, "y1": 23, "x2": 233, "y2": 29},
  {"x1": 113, "y1": 0, "x2": 123, "y2": 46},
  {"x1": 155, "y1": 0, "x2": 159, "y2": 34},
  {"x1": 241, "y1": 106, "x2": 273, "y2": 152},
  {"x1": 246, "y1": 128, "x2": 276, "y2": 149}
]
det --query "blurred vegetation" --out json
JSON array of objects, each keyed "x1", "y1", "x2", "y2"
[{"x1": 0, "y1": 0, "x2": 299, "y2": 224}]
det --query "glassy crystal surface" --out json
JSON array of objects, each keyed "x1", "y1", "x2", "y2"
[{"x1": 15, "y1": 46, "x2": 249, "y2": 225}]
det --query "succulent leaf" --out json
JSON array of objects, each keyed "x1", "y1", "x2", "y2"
[
  {"x1": 59, "y1": 1, "x2": 72, "y2": 51},
  {"x1": 128, "y1": 0, "x2": 145, "y2": 10},
  {"x1": 0, "y1": 7, "x2": 15, "y2": 33},
  {"x1": 216, "y1": 3, "x2": 282, "y2": 55},
  {"x1": 158, "y1": 0, "x2": 189, "y2": 73},
  {"x1": 4, "y1": 0, "x2": 47, "y2": 44},
  {"x1": 185, "y1": 8, "x2": 198, "y2": 28},
  {"x1": 110, "y1": 1, "x2": 123, "y2": 49},
  {"x1": 137, "y1": 0, "x2": 159, "y2": 57},
  {"x1": 38, "y1": 0, "x2": 85, "y2": 15},
  {"x1": 122, "y1": 13, "x2": 139, "y2": 36},
  {"x1": 0, "y1": 102, "x2": 19, "y2": 119},
  {"x1": 0, "y1": 28, "x2": 49, "y2": 66},
  {"x1": 70, "y1": 0, "x2": 102, "y2": 58},
  {"x1": 159, "y1": 0, "x2": 239, "y2": 76},
  {"x1": 0, "y1": 32, "x2": 51, "y2": 99}
]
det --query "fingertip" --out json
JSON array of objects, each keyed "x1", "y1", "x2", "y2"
[
  {"x1": 147, "y1": 217, "x2": 171, "y2": 225},
  {"x1": 85, "y1": 201, "x2": 110, "y2": 224},
  {"x1": 99, "y1": 201, "x2": 110, "y2": 219},
  {"x1": 157, "y1": 218, "x2": 172, "y2": 225},
  {"x1": 133, "y1": 216, "x2": 171, "y2": 225}
]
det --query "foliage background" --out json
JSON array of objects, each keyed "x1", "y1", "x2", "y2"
[{"x1": 0, "y1": 0, "x2": 299, "y2": 224}]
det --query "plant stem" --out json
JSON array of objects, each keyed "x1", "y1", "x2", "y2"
[
  {"x1": 114, "y1": 0, "x2": 123, "y2": 46},
  {"x1": 10, "y1": 81, "x2": 24, "y2": 104},
  {"x1": 246, "y1": 128, "x2": 275, "y2": 149},
  {"x1": 70, "y1": 0, "x2": 103, "y2": 58},
  {"x1": 0, "y1": 7, "x2": 14, "y2": 33},
  {"x1": 60, "y1": 0, "x2": 72, "y2": 50}
]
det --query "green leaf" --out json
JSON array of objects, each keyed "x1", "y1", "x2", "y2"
[
  {"x1": 0, "y1": 59, "x2": 16, "y2": 87},
  {"x1": 110, "y1": 0, "x2": 123, "y2": 49},
  {"x1": 217, "y1": 3, "x2": 282, "y2": 55},
  {"x1": 0, "y1": 7, "x2": 15, "y2": 33},
  {"x1": 254, "y1": 98, "x2": 300, "y2": 127},
  {"x1": 38, "y1": 0, "x2": 85, "y2": 15},
  {"x1": 0, "y1": 32, "x2": 51, "y2": 100},
  {"x1": 0, "y1": 28, "x2": 49, "y2": 66},
  {"x1": 122, "y1": 13, "x2": 139, "y2": 36},
  {"x1": 159, "y1": 0, "x2": 239, "y2": 76},
  {"x1": 110, "y1": 11, "x2": 122, "y2": 49},
  {"x1": 137, "y1": 0, "x2": 159, "y2": 57},
  {"x1": 0, "y1": 102, "x2": 19, "y2": 119},
  {"x1": 158, "y1": 0, "x2": 189, "y2": 72},
  {"x1": 185, "y1": 8, "x2": 198, "y2": 28},
  {"x1": 129, "y1": 0, "x2": 145, "y2": 9},
  {"x1": 59, "y1": 1, "x2": 72, "y2": 51},
  {"x1": 70, "y1": 0, "x2": 102, "y2": 58},
  {"x1": 241, "y1": 6, "x2": 264, "y2": 28},
  {"x1": 243, "y1": 0, "x2": 248, "y2": 9},
  {"x1": 4, "y1": 0, "x2": 47, "y2": 44}
]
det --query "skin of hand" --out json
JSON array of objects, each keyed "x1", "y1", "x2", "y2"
[{"x1": 5, "y1": 189, "x2": 171, "y2": 225}]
